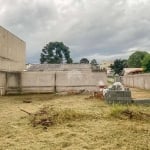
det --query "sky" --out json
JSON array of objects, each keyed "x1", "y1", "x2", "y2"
[{"x1": 1, "y1": 0, "x2": 150, "y2": 63}]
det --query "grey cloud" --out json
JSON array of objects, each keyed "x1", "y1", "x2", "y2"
[{"x1": 1, "y1": 0, "x2": 150, "y2": 63}]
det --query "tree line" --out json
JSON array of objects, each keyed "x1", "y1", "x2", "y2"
[
  {"x1": 40, "y1": 41, "x2": 150, "y2": 74},
  {"x1": 40, "y1": 42, "x2": 98, "y2": 65},
  {"x1": 110, "y1": 51, "x2": 150, "y2": 75}
]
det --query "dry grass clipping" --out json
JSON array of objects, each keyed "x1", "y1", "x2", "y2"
[
  {"x1": 30, "y1": 106, "x2": 93, "y2": 128},
  {"x1": 110, "y1": 105, "x2": 150, "y2": 121}
]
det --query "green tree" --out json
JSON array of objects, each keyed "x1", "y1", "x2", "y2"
[
  {"x1": 90, "y1": 59, "x2": 100, "y2": 71},
  {"x1": 80, "y1": 58, "x2": 89, "y2": 64},
  {"x1": 142, "y1": 53, "x2": 150, "y2": 72},
  {"x1": 90, "y1": 59, "x2": 98, "y2": 65},
  {"x1": 128, "y1": 51, "x2": 148, "y2": 67},
  {"x1": 110, "y1": 59, "x2": 128, "y2": 75},
  {"x1": 40, "y1": 42, "x2": 73, "y2": 64}
]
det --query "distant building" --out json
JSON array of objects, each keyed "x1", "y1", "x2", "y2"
[
  {"x1": 100, "y1": 60, "x2": 114, "y2": 70},
  {"x1": 122, "y1": 68, "x2": 143, "y2": 76},
  {"x1": 100, "y1": 60, "x2": 114, "y2": 76}
]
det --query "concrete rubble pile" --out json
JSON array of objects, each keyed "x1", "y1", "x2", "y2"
[{"x1": 103, "y1": 82, "x2": 132, "y2": 104}]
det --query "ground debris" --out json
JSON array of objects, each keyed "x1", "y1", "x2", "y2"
[
  {"x1": 85, "y1": 91, "x2": 104, "y2": 100},
  {"x1": 23, "y1": 99, "x2": 32, "y2": 103},
  {"x1": 20, "y1": 108, "x2": 32, "y2": 115},
  {"x1": 121, "y1": 109, "x2": 150, "y2": 120},
  {"x1": 67, "y1": 89, "x2": 86, "y2": 95},
  {"x1": 111, "y1": 107, "x2": 150, "y2": 121},
  {"x1": 28, "y1": 106, "x2": 93, "y2": 128}
]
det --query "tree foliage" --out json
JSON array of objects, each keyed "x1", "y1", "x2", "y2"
[
  {"x1": 90, "y1": 59, "x2": 98, "y2": 65},
  {"x1": 40, "y1": 42, "x2": 73, "y2": 64},
  {"x1": 80, "y1": 58, "x2": 89, "y2": 64},
  {"x1": 110, "y1": 59, "x2": 128, "y2": 75},
  {"x1": 142, "y1": 53, "x2": 150, "y2": 72},
  {"x1": 128, "y1": 51, "x2": 148, "y2": 68},
  {"x1": 90, "y1": 59, "x2": 100, "y2": 71}
]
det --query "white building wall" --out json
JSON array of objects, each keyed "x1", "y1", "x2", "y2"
[{"x1": 0, "y1": 26, "x2": 26, "y2": 72}]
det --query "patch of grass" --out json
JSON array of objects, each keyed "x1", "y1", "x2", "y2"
[
  {"x1": 30, "y1": 106, "x2": 93, "y2": 128},
  {"x1": 110, "y1": 105, "x2": 150, "y2": 121}
]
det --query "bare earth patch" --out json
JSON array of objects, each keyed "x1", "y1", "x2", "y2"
[
  {"x1": 131, "y1": 88, "x2": 150, "y2": 99},
  {"x1": 0, "y1": 92, "x2": 149, "y2": 150}
]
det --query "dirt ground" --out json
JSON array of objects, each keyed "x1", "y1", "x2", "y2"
[
  {"x1": 131, "y1": 88, "x2": 150, "y2": 99},
  {"x1": 0, "y1": 89, "x2": 149, "y2": 150}
]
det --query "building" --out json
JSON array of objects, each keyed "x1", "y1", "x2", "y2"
[
  {"x1": 0, "y1": 26, "x2": 107, "y2": 95},
  {"x1": 100, "y1": 60, "x2": 114, "y2": 76},
  {"x1": 122, "y1": 68, "x2": 143, "y2": 76},
  {"x1": 0, "y1": 26, "x2": 26, "y2": 71},
  {"x1": 100, "y1": 60, "x2": 113, "y2": 69},
  {"x1": 0, "y1": 26, "x2": 26, "y2": 95}
]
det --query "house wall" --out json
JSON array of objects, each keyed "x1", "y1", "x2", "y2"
[
  {"x1": 0, "y1": 26, "x2": 26, "y2": 72},
  {"x1": 122, "y1": 73, "x2": 150, "y2": 90}
]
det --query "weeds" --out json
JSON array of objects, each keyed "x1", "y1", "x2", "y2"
[{"x1": 110, "y1": 105, "x2": 150, "y2": 121}]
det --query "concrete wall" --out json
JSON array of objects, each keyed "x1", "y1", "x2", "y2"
[
  {"x1": 5, "y1": 71, "x2": 107, "y2": 94},
  {"x1": 122, "y1": 73, "x2": 150, "y2": 90},
  {"x1": 27, "y1": 64, "x2": 92, "y2": 71},
  {"x1": 0, "y1": 26, "x2": 26, "y2": 72},
  {"x1": 21, "y1": 72, "x2": 55, "y2": 93},
  {"x1": 6, "y1": 73, "x2": 21, "y2": 88},
  {"x1": 0, "y1": 72, "x2": 6, "y2": 95},
  {"x1": 56, "y1": 71, "x2": 107, "y2": 92}
]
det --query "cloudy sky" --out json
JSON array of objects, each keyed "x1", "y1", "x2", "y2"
[{"x1": 1, "y1": 0, "x2": 150, "y2": 63}]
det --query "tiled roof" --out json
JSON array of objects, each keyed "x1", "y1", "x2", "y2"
[{"x1": 123, "y1": 68, "x2": 143, "y2": 75}]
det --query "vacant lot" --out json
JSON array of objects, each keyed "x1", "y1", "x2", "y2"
[{"x1": 0, "y1": 90, "x2": 150, "y2": 150}]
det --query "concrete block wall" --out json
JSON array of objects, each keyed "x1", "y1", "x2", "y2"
[
  {"x1": 122, "y1": 73, "x2": 150, "y2": 90},
  {"x1": 0, "y1": 72, "x2": 6, "y2": 95},
  {"x1": 0, "y1": 72, "x2": 21, "y2": 95},
  {"x1": 105, "y1": 90, "x2": 132, "y2": 104},
  {"x1": 27, "y1": 64, "x2": 92, "y2": 71},
  {"x1": 21, "y1": 71, "x2": 107, "y2": 93},
  {"x1": 21, "y1": 72, "x2": 55, "y2": 93},
  {"x1": 0, "y1": 26, "x2": 26, "y2": 72},
  {"x1": 56, "y1": 71, "x2": 107, "y2": 92},
  {"x1": 3, "y1": 70, "x2": 107, "y2": 94}
]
